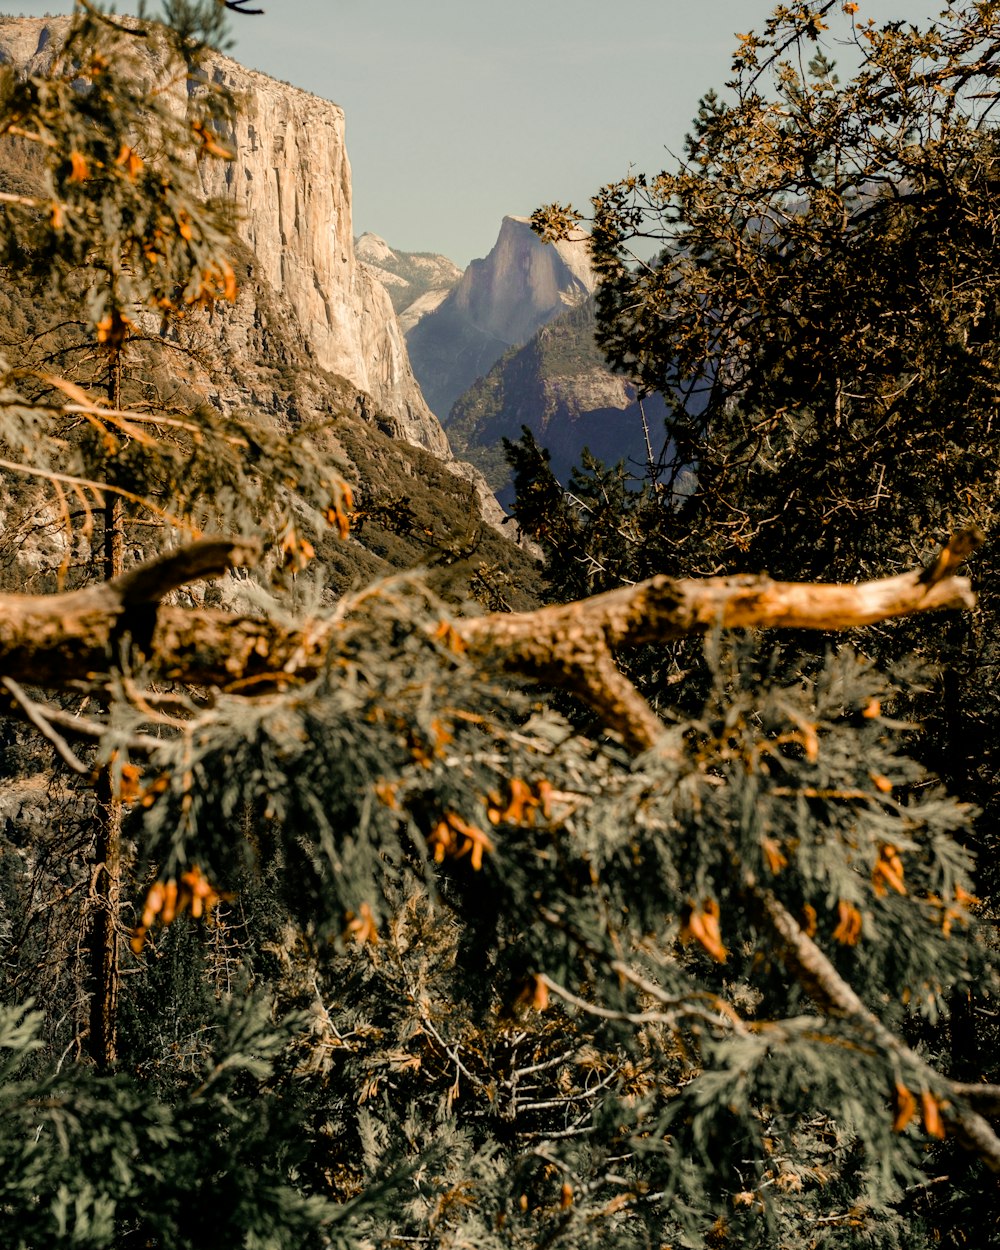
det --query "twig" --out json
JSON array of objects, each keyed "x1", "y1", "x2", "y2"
[{"x1": 2, "y1": 678, "x2": 89, "y2": 774}]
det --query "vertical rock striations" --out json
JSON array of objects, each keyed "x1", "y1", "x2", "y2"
[
  {"x1": 194, "y1": 57, "x2": 448, "y2": 455},
  {"x1": 0, "y1": 16, "x2": 448, "y2": 456}
]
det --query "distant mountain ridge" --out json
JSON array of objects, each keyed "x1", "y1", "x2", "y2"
[
  {"x1": 447, "y1": 298, "x2": 665, "y2": 506},
  {"x1": 405, "y1": 215, "x2": 596, "y2": 420},
  {"x1": 354, "y1": 233, "x2": 463, "y2": 334}
]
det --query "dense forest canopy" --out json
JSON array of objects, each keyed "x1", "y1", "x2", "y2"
[{"x1": 0, "y1": 2, "x2": 999, "y2": 1248}]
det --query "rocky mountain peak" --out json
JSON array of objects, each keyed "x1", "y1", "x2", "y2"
[
  {"x1": 450, "y1": 215, "x2": 595, "y2": 348},
  {"x1": 354, "y1": 235, "x2": 464, "y2": 337},
  {"x1": 355, "y1": 232, "x2": 397, "y2": 265},
  {"x1": 404, "y1": 214, "x2": 597, "y2": 420}
]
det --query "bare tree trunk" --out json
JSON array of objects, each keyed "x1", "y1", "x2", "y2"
[{"x1": 88, "y1": 349, "x2": 124, "y2": 1069}]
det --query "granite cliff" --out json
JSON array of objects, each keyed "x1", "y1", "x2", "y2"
[
  {"x1": 0, "y1": 15, "x2": 523, "y2": 574},
  {"x1": 192, "y1": 58, "x2": 449, "y2": 455},
  {"x1": 355, "y1": 233, "x2": 463, "y2": 334},
  {"x1": 406, "y1": 215, "x2": 596, "y2": 420},
  {"x1": 0, "y1": 16, "x2": 446, "y2": 456}
]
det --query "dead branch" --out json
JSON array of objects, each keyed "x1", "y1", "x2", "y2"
[
  {"x1": 457, "y1": 526, "x2": 981, "y2": 749},
  {"x1": 0, "y1": 533, "x2": 978, "y2": 733},
  {"x1": 755, "y1": 885, "x2": 1000, "y2": 1170}
]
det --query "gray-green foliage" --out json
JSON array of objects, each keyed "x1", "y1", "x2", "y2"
[
  {"x1": 118, "y1": 580, "x2": 990, "y2": 1246},
  {"x1": 1, "y1": 3, "x2": 998, "y2": 1249}
]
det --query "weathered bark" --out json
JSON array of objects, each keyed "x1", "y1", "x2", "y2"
[
  {"x1": 87, "y1": 342, "x2": 127, "y2": 1070},
  {"x1": 0, "y1": 532, "x2": 978, "y2": 722},
  {"x1": 89, "y1": 761, "x2": 121, "y2": 1069}
]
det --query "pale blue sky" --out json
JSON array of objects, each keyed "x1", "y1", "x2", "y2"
[{"x1": 12, "y1": 2, "x2": 933, "y2": 265}]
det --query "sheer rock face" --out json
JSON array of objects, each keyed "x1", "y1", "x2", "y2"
[
  {"x1": 406, "y1": 215, "x2": 597, "y2": 420},
  {"x1": 0, "y1": 16, "x2": 448, "y2": 458},
  {"x1": 195, "y1": 58, "x2": 448, "y2": 456},
  {"x1": 355, "y1": 232, "x2": 463, "y2": 334},
  {"x1": 449, "y1": 215, "x2": 595, "y2": 348}
]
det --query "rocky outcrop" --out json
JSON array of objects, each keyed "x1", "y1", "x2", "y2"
[
  {"x1": 192, "y1": 58, "x2": 448, "y2": 455},
  {"x1": 0, "y1": 16, "x2": 448, "y2": 457},
  {"x1": 355, "y1": 233, "x2": 462, "y2": 334},
  {"x1": 406, "y1": 215, "x2": 596, "y2": 420},
  {"x1": 447, "y1": 299, "x2": 668, "y2": 507}
]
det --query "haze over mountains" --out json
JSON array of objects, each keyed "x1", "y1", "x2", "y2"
[
  {"x1": 0, "y1": 14, "x2": 657, "y2": 559},
  {"x1": 358, "y1": 217, "x2": 659, "y2": 501}
]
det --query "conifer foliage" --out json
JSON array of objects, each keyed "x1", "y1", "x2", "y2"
[{"x1": 0, "y1": 3, "x2": 998, "y2": 1250}]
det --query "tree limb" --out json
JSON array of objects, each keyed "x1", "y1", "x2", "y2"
[
  {"x1": 458, "y1": 527, "x2": 981, "y2": 749},
  {"x1": 754, "y1": 885, "x2": 1000, "y2": 1170},
  {"x1": 0, "y1": 534, "x2": 977, "y2": 727}
]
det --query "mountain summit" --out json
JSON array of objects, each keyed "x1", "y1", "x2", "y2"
[{"x1": 406, "y1": 215, "x2": 595, "y2": 419}]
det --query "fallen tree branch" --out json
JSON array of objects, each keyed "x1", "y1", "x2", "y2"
[
  {"x1": 0, "y1": 531, "x2": 979, "y2": 743},
  {"x1": 457, "y1": 527, "x2": 982, "y2": 749}
]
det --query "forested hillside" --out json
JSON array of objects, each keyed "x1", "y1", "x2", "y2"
[{"x1": 0, "y1": 3, "x2": 998, "y2": 1250}]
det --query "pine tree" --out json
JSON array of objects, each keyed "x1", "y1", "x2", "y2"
[{"x1": 1, "y1": 3, "x2": 998, "y2": 1249}]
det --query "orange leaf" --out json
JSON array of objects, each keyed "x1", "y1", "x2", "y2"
[
  {"x1": 872, "y1": 844, "x2": 906, "y2": 897},
  {"x1": 374, "y1": 778, "x2": 399, "y2": 810},
  {"x1": 681, "y1": 898, "x2": 728, "y2": 962},
  {"x1": 96, "y1": 309, "x2": 131, "y2": 349},
  {"x1": 344, "y1": 901, "x2": 379, "y2": 946},
  {"x1": 118, "y1": 762, "x2": 141, "y2": 804},
  {"x1": 428, "y1": 819, "x2": 451, "y2": 863},
  {"x1": 761, "y1": 836, "x2": 788, "y2": 874},
  {"x1": 131, "y1": 866, "x2": 227, "y2": 952},
  {"x1": 802, "y1": 903, "x2": 818, "y2": 937},
  {"x1": 921, "y1": 1090, "x2": 946, "y2": 1140},
  {"x1": 192, "y1": 117, "x2": 234, "y2": 160},
  {"x1": 832, "y1": 900, "x2": 863, "y2": 945},
  {"x1": 428, "y1": 812, "x2": 494, "y2": 869},
  {"x1": 115, "y1": 143, "x2": 144, "y2": 180},
  {"x1": 160, "y1": 880, "x2": 179, "y2": 926},
  {"x1": 431, "y1": 620, "x2": 467, "y2": 654},
  {"x1": 892, "y1": 1081, "x2": 916, "y2": 1132},
  {"x1": 215, "y1": 261, "x2": 238, "y2": 302},
  {"x1": 516, "y1": 975, "x2": 549, "y2": 1012},
  {"x1": 67, "y1": 150, "x2": 89, "y2": 182}
]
